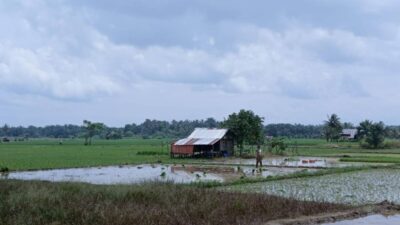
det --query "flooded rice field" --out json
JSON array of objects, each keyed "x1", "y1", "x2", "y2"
[
  {"x1": 212, "y1": 156, "x2": 376, "y2": 168},
  {"x1": 224, "y1": 169, "x2": 400, "y2": 205},
  {"x1": 0, "y1": 164, "x2": 314, "y2": 184},
  {"x1": 323, "y1": 214, "x2": 400, "y2": 225}
]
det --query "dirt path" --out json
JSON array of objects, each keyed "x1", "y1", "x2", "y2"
[{"x1": 265, "y1": 201, "x2": 400, "y2": 225}]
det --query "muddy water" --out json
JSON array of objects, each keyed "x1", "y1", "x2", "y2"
[
  {"x1": 0, "y1": 164, "x2": 312, "y2": 184},
  {"x1": 323, "y1": 214, "x2": 400, "y2": 225},
  {"x1": 0, "y1": 165, "x2": 223, "y2": 184},
  {"x1": 214, "y1": 157, "x2": 359, "y2": 168}
]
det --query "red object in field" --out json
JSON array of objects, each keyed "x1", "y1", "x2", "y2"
[{"x1": 309, "y1": 160, "x2": 316, "y2": 163}]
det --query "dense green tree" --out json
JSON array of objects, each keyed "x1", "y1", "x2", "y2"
[
  {"x1": 358, "y1": 121, "x2": 386, "y2": 149},
  {"x1": 386, "y1": 126, "x2": 400, "y2": 139},
  {"x1": 1, "y1": 124, "x2": 9, "y2": 137},
  {"x1": 323, "y1": 114, "x2": 343, "y2": 142},
  {"x1": 356, "y1": 120, "x2": 373, "y2": 140},
  {"x1": 222, "y1": 109, "x2": 264, "y2": 156},
  {"x1": 264, "y1": 123, "x2": 323, "y2": 138},
  {"x1": 83, "y1": 120, "x2": 105, "y2": 145},
  {"x1": 267, "y1": 137, "x2": 287, "y2": 155},
  {"x1": 2, "y1": 118, "x2": 398, "y2": 143}
]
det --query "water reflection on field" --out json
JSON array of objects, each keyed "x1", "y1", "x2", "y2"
[
  {"x1": 213, "y1": 156, "x2": 370, "y2": 168},
  {"x1": 323, "y1": 214, "x2": 400, "y2": 225},
  {"x1": 0, "y1": 164, "x2": 313, "y2": 184}
]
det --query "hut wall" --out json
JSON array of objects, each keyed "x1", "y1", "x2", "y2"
[
  {"x1": 171, "y1": 145, "x2": 194, "y2": 155},
  {"x1": 219, "y1": 137, "x2": 234, "y2": 155}
]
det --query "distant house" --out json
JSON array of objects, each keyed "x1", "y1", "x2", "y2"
[
  {"x1": 341, "y1": 129, "x2": 358, "y2": 140},
  {"x1": 171, "y1": 128, "x2": 235, "y2": 157}
]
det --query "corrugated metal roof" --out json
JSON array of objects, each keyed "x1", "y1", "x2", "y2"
[
  {"x1": 341, "y1": 129, "x2": 358, "y2": 138},
  {"x1": 188, "y1": 128, "x2": 228, "y2": 139},
  {"x1": 192, "y1": 138, "x2": 220, "y2": 145},
  {"x1": 174, "y1": 138, "x2": 192, "y2": 145},
  {"x1": 174, "y1": 128, "x2": 229, "y2": 146}
]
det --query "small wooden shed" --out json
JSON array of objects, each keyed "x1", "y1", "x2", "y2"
[
  {"x1": 171, "y1": 128, "x2": 234, "y2": 157},
  {"x1": 341, "y1": 129, "x2": 358, "y2": 140}
]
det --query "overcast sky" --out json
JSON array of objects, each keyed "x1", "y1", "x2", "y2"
[{"x1": 1, "y1": 0, "x2": 400, "y2": 126}]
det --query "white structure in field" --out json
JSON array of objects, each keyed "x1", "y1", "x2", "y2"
[{"x1": 341, "y1": 129, "x2": 358, "y2": 140}]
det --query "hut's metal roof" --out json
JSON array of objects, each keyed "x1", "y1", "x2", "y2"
[
  {"x1": 341, "y1": 129, "x2": 358, "y2": 138},
  {"x1": 174, "y1": 128, "x2": 229, "y2": 146}
]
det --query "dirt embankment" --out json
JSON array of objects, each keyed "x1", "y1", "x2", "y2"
[{"x1": 266, "y1": 201, "x2": 400, "y2": 225}]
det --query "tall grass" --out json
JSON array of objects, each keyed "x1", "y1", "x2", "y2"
[{"x1": 0, "y1": 180, "x2": 349, "y2": 225}]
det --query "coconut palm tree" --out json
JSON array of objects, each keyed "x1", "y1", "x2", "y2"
[
  {"x1": 323, "y1": 114, "x2": 343, "y2": 142},
  {"x1": 356, "y1": 120, "x2": 373, "y2": 140}
]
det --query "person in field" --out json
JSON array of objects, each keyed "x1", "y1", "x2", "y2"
[{"x1": 256, "y1": 145, "x2": 263, "y2": 168}]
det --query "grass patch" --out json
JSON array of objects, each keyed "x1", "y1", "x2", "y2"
[
  {"x1": 3, "y1": 137, "x2": 400, "y2": 171},
  {"x1": 340, "y1": 156, "x2": 400, "y2": 164},
  {"x1": 0, "y1": 166, "x2": 8, "y2": 173},
  {"x1": 0, "y1": 180, "x2": 350, "y2": 225},
  {"x1": 0, "y1": 138, "x2": 187, "y2": 171},
  {"x1": 136, "y1": 151, "x2": 169, "y2": 156}
]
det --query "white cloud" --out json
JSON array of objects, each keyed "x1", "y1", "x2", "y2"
[{"x1": 2, "y1": 0, "x2": 400, "y2": 124}]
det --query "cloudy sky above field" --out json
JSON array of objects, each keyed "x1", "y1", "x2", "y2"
[{"x1": 1, "y1": 0, "x2": 400, "y2": 126}]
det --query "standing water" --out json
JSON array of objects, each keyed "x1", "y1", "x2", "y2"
[
  {"x1": 323, "y1": 214, "x2": 400, "y2": 225},
  {"x1": 0, "y1": 164, "x2": 312, "y2": 184},
  {"x1": 0, "y1": 165, "x2": 224, "y2": 184}
]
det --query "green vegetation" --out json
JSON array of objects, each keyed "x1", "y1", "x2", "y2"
[
  {"x1": 0, "y1": 166, "x2": 8, "y2": 173},
  {"x1": 222, "y1": 109, "x2": 264, "y2": 155},
  {"x1": 196, "y1": 166, "x2": 376, "y2": 189},
  {"x1": 83, "y1": 120, "x2": 105, "y2": 145},
  {"x1": 280, "y1": 138, "x2": 400, "y2": 164},
  {"x1": 340, "y1": 156, "x2": 400, "y2": 164},
  {"x1": 323, "y1": 114, "x2": 343, "y2": 142},
  {"x1": 266, "y1": 137, "x2": 288, "y2": 155},
  {"x1": 0, "y1": 180, "x2": 350, "y2": 225},
  {"x1": 224, "y1": 168, "x2": 400, "y2": 205},
  {"x1": 0, "y1": 138, "x2": 176, "y2": 171},
  {"x1": 136, "y1": 150, "x2": 169, "y2": 156},
  {"x1": 357, "y1": 120, "x2": 386, "y2": 149},
  {"x1": 0, "y1": 118, "x2": 220, "y2": 139},
  {"x1": 2, "y1": 137, "x2": 400, "y2": 171}
]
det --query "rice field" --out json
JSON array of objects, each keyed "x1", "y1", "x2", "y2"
[
  {"x1": 2, "y1": 138, "x2": 400, "y2": 224},
  {"x1": 223, "y1": 169, "x2": 400, "y2": 205},
  {"x1": 0, "y1": 138, "x2": 175, "y2": 171}
]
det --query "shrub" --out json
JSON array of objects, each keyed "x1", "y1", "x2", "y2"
[
  {"x1": 0, "y1": 166, "x2": 9, "y2": 173},
  {"x1": 136, "y1": 151, "x2": 168, "y2": 156}
]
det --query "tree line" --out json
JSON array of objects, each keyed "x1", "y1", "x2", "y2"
[
  {"x1": 2, "y1": 115, "x2": 400, "y2": 143},
  {"x1": 322, "y1": 114, "x2": 392, "y2": 149},
  {"x1": 0, "y1": 118, "x2": 220, "y2": 140}
]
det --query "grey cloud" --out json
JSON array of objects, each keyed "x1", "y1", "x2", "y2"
[{"x1": 2, "y1": 0, "x2": 400, "y2": 124}]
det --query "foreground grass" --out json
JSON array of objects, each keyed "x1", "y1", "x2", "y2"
[{"x1": 0, "y1": 180, "x2": 350, "y2": 225}]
